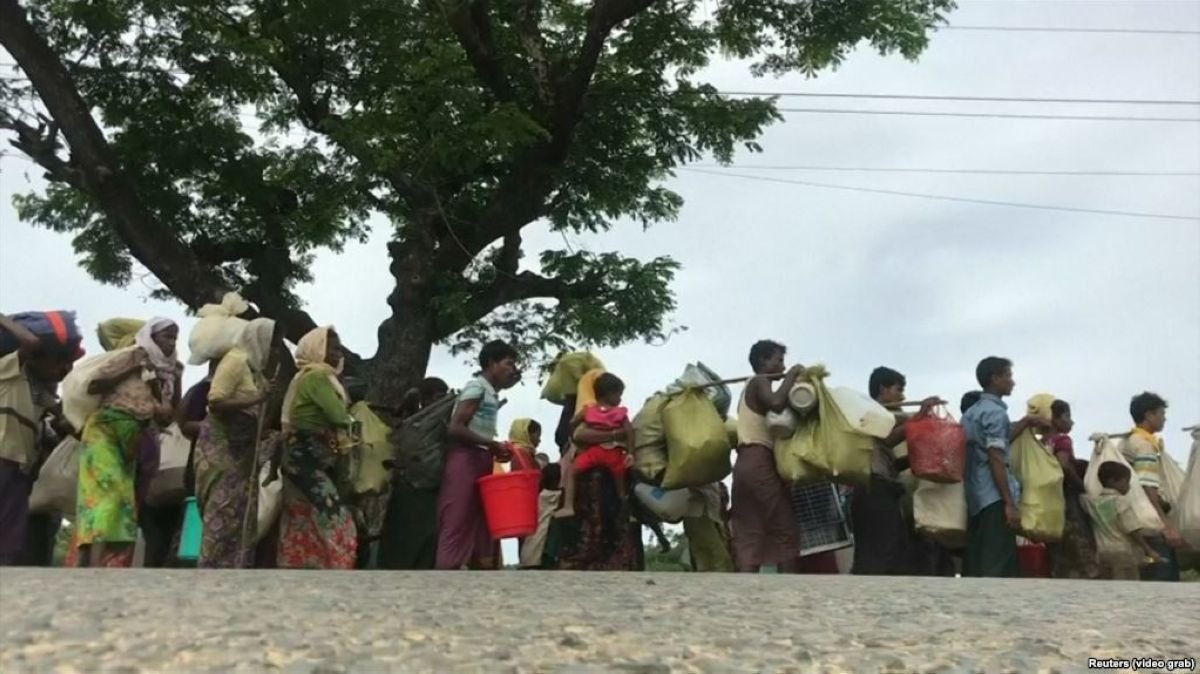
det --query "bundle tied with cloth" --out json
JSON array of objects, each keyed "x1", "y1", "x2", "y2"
[
  {"x1": 1175, "y1": 426, "x2": 1200, "y2": 552},
  {"x1": 1010, "y1": 393, "x2": 1065, "y2": 542},
  {"x1": 772, "y1": 364, "x2": 891, "y2": 487}
]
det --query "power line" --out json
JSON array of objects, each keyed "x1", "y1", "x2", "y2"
[
  {"x1": 690, "y1": 165, "x2": 1200, "y2": 177},
  {"x1": 721, "y1": 91, "x2": 1200, "y2": 106},
  {"x1": 942, "y1": 24, "x2": 1200, "y2": 36},
  {"x1": 678, "y1": 168, "x2": 1200, "y2": 222},
  {"x1": 773, "y1": 107, "x2": 1200, "y2": 123},
  {"x1": 3, "y1": 69, "x2": 1197, "y2": 106}
]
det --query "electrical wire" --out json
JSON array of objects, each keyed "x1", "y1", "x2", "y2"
[
  {"x1": 689, "y1": 165, "x2": 1200, "y2": 177},
  {"x1": 942, "y1": 25, "x2": 1200, "y2": 36},
  {"x1": 678, "y1": 168, "x2": 1200, "y2": 221},
  {"x1": 772, "y1": 107, "x2": 1200, "y2": 123}
]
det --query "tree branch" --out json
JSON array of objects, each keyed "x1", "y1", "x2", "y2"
[
  {"x1": 436, "y1": 268, "x2": 585, "y2": 341},
  {"x1": 429, "y1": 0, "x2": 514, "y2": 102},
  {"x1": 0, "y1": 0, "x2": 337, "y2": 351}
]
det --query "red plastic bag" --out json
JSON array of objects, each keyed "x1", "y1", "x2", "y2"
[{"x1": 905, "y1": 408, "x2": 966, "y2": 483}]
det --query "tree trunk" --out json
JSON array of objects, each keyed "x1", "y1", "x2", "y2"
[{"x1": 369, "y1": 235, "x2": 438, "y2": 408}]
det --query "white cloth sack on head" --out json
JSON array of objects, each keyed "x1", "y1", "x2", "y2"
[
  {"x1": 1174, "y1": 428, "x2": 1200, "y2": 550},
  {"x1": 188, "y1": 293, "x2": 250, "y2": 365},
  {"x1": 1085, "y1": 434, "x2": 1163, "y2": 534},
  {"x1": 28, "y1": 436, "x2": 82, "y2": 515},
  {"x1": 61, "y1": 347, "x2": 139, "y2": 433},
  {"x1": 913, "y1": 478, "x2": 967, "y2": 548}
]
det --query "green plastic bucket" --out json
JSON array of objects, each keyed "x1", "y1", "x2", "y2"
[{"x1": 178, "y1": 496, "x2": 202, "y2": 561}]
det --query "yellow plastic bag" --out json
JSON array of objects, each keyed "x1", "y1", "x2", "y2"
[
  {"x1": 661, "y1": 388, "x2": 731, "y2": 489},
  {"x1": 573, "y1": 368, "x2": 605, "y2": 416},
  {"x1": 773, "y1": 418, "x2": 824, "y2": 485},
  {"x1": 1011, "y1": 428, "x2": 1065, "y2": 542},
  {"x1": 350, "y1": 401, "x2": 396, "y2": 495},
  {"x1": 541, "y1": 352, "x2": 604, "y2": 404},
  {"x1": 810, "y1": 373, "x2": 874, "y2": 486},
  {"x1": 632, "y1": 394, "x2": 670, "y2": 483},
  {"x1": 96, "y1": 318, "x2": 145, "y2": 352}
]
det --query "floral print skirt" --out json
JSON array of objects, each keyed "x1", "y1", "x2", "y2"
[{"x1": 277, "y1": 432, "x2": 357, "y2": 569}]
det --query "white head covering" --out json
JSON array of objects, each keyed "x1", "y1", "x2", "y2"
[
  {"x1": 281, "y1": 325, "x2": 347, "y2": 431},
  {"x1": 236, "y1": 318, "x2": 276, "y2": 373},
  {"x1": 135, "y1": 317, "x2": 179, "y2": 373}
]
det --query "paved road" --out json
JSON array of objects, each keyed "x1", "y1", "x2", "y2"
[{"x1": 1, "y1": 570, "x2": 1197, "y2": 674}]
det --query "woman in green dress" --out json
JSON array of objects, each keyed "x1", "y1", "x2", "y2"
[
  {"x1": 276, "y1": 326, "x2": 357, "y2": 569},
  {"x1": 77, "y1": 318, "x2": 181, "y2": 567}
]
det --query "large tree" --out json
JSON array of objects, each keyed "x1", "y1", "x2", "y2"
[{"x1": 1, "y1": 0, "x2": 953, "y2": 404}]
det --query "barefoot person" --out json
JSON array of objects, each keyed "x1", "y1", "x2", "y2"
[
  {"x1": 732, "y1": 340, "x2": 805, "y2": 573},
  {"x1": 436, "y1": 341, "x2": 517, "y2": 570}
]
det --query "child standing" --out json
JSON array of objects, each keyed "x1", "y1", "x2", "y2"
[
  {"x1": 1082, "y1": 461, "x2": 1163, "y2": 580},
  {"x1": 555, "y1": 373, "x2": 633, "y2": 518}
]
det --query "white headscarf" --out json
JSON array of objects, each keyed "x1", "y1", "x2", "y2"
[
  {"x1": 236, "y1": 318, "x2": 276, "y2": 373},
  {"x1": 281, "y1": 325, "x2": 347, "y2": 431},
  {"x1": 135, "y1": 317, "x2": 179, "y2": 372},
  {"x1": 135, "y1": 316, "x2": 181, "y2": 402}
]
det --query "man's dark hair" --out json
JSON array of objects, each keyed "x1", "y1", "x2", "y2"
[
  {"x1": 527, "y1": 420, "x2": 542, "y2": 437},
  {"x1": 1051, "y1": 400, "x2": 1071, "y2": 419},
  {"x1": 594, "y1": 372, "x2": 625, "y2": 399},
  {"x1": 748, "y1": 340, "x2": 786, "y2": 372},
  {"x1": 961, "y1": 390, "x2": 983, "y2": 415},
  {"x1": 975, "y1": 357, "x2": 1013, "y2": 389},
  {"x1": 868, "y1": 367, "x2": 906, "y2": 400},
  {"x1": 1129, "y1": 391, "x2": 1168, "y2": 425},
  {"x1": 479, "y1": 340, "x2": 518, "y2": 369},
  {"x1": 1097, "y1": 461, "x2": 1131, "y2": 488},
  {"x1": 541, "y1": 463, "x2": 562, "y2": 491},
  {"x1": 419, "y1": 377, "x2": 449, "y2": 401}
]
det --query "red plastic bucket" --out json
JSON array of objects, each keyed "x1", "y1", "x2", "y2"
[
  {"x1": 1017, "y1": 542, "x2": 1050, "y2": 578},
  {"x1": 477, "y1": 470, "x2": 540, "y2": 539}
]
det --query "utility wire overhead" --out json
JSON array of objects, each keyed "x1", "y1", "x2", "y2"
[
  {"x1": 679, "y1": 168, "x2": 1200, "y2": 222},
  {"x1": 691, "y1": 165, "x2": 1200, "y2": 177},
  {"x1": 773, "y1": 107, "x2": 1200, "y2": 123},
  {"x1": 941, "y1": 24, "x2": 1200, "y2": 36}
]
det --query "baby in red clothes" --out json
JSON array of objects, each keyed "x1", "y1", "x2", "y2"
[{"x1": 555, "y1": 372, "x2": 633, "y2": 518}]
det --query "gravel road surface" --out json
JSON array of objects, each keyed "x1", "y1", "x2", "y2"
[{"x1": 1, "y1": 569, "x2": 1197, "y2": 674}]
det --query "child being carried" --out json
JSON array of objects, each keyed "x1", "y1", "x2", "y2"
[{"x1": 554, "y1": 372, "x2": 633, "y2": 519}]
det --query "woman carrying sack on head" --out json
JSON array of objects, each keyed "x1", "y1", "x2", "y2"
[
  {"x1": 194, "y1": 318, "x2": 277, "y2": 568},
  {"x1": 76, "y1": 318, "x2": 182, "y2": 568},
  {"x1": 276, "y1": 326, "x2": 358, "y2": 569}
]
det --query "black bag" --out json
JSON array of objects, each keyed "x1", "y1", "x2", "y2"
[{"x1": 391, "y1": 394, "x2": 457, "y2": 490}]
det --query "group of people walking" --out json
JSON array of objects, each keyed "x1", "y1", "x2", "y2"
[{"x1": 0, "y1": 311, "x2": 1193, "y2": 581}]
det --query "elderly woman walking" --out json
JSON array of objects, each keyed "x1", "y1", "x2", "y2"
[
  {"x1": 194, "y1": 318, "x2": 277, "y2": 568},
  {"x1": 77, "y1": 318, "x2": 182, "y2": 567},
  {"x1": 276, "y1": 326, "x2": 357, "y2": 569}
]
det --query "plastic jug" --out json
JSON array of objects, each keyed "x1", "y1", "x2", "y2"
[
  {"x1": 788, "y1": 383, "x2": 818, "y2": 415},
  {"x1": 828, "y1": 387, "x2": 895, "y2": 439}
]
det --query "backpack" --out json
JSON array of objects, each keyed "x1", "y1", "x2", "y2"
[{"x1": 392, "y1": 394, "x2": 457, "y2": 490}]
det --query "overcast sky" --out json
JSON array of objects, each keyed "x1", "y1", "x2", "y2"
[{"x1": 2, "y1": 0, "x2": 1198, "y2": 474}]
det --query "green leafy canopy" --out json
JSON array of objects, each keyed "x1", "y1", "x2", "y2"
[{"x1": 3, "y1": 0, "x2": 954, "y2": 372}]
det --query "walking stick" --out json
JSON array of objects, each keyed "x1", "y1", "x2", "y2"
[{"x1": 239, "y1": 364, "x2": 280, "y2": 565}]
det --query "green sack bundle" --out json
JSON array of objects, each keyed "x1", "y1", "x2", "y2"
[
  {"x1": 661, "y1": 388, "x2": 731, "y2": 489},
  {"x1": 541, "y1": 352, "x2": 604, "y2": 404},
  {"x1": 774, "y1": 369, "x2": 874, "y2": 486},
  {"x1": 632, "y1": 394, "x2": 671, "y2": 483},
  {"x1": 1011, "y1": 428, "x2": 1065, "y2": 542},
  {"x1": 97, "y1": 318, "x2": 145, "y2": 352}
]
